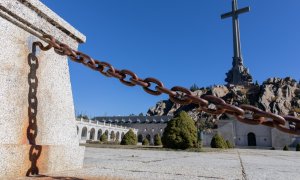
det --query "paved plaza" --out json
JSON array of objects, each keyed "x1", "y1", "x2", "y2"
[{"x1": 18, "y1": 147, "x2": 300, "y2": 180}]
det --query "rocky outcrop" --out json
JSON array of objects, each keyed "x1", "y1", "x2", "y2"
[{"x1": 146, "y1": 77, "x2": 300, "y2": 118}]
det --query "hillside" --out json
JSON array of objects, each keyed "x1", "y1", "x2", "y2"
[{"x1": 147, "y1": 77, "x2": 300, "y2": 120}]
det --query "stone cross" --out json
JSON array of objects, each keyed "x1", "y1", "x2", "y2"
[
  {"x1": 221, "y1": 0, "x2": 250, "y2": 67},
  {"x1": 221, "y1": 0, "x2": 253, "y2": 85}
]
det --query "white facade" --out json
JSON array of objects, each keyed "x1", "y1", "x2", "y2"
[
  {"x1": 75, "y1": 118, "x2": 138, "y2": 143},
  {"x1": 202, "y1": 119, "x2": 300, "y2": 148}
]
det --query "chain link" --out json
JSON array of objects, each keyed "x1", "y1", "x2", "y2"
[
  {"x1": 26, "y1": 44, "x2": 42, "y2": 176},
  {"x1": 36, "y1": 34, "x2": 300, "y2": 135}
]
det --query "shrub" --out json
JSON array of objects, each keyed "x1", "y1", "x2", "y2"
[
  {"x1": 225, "y1": 140, "x2": 234, "y2": 149},
  {"x1": 296, "y1": 144, "x2": 300, "y2": 151},
  {"x1": 161, "y1": 111, "x2": 197, "y2": 149},
  {"x1": 283, "y1": 145, "x2": 289, "y2": 151},
  {"x1": 142, "y1": 138, "x2": 149, "y2": 146},
  {"x1": 154, "y1": 134, "x2": 162, "y2": 146},
  {"x1": 100, "y1": 134, "x2": 108, "y2": 142},
  {"x1": 270, "y1": 147, "x2": 275, "y2": 150},
  {"x1": 121, "y1": 129, "x2": 137, "y2": 145},
  {"x1": 211, "y1": 134, "x2": 227, "y2": 149}
]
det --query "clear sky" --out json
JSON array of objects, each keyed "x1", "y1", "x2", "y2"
[{"x1": 40, "y1": 0, "x2": 300, "y2": 117}]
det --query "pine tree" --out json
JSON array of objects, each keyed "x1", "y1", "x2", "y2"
[
  {"x1": 121, "y1": 129, "x2": 137, "y2": 145},
  {"x1": 154, "y1": 134, "x2": 162, "y2": 146},
  {"x1": 162, "y1": 111, "x2": 197, "y2": 149}
]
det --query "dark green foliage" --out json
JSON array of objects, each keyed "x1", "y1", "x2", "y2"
[
  {"x1": 283, "y1": 145, "x2": 289, "y2": 151},
  {"x1": 77, "y1": 114, "x2": 89, "y2": 119},
  {"x1": 241, "y1": 98, "x2": 250, "y2": 105},
  {"x1": 154, "y1": 134, "x2": 162, "y2": 146},
  {"x1": 121, "y1": 129, "x2": 137, "y2": 145},
  {"x1": 296, "y1": 144, "x2": 300, "y2": 151},
  {"x1": 190, "y1": 83, "x2": 200, "y2": 92},
  {"x1": 161, "y1": 111, "x2": 197, "y2": 149},
  {"x1": 225, "y1": 140, "x2": 234, "y2": 149},
  {"x1": 142, "y1": 138, "x2": 149, "y2": 146},
  {"x1": 100, "y1": 134, "x2": 108, "y2": 142},
  {"x1": 210, "y1": 134, "x2": 227, "y2": 149}
]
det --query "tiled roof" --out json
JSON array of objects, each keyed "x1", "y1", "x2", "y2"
[{"x1": 94, "y1": 116, "x2": 173, "y2": 124}]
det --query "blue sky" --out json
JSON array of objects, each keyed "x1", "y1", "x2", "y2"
[{"x1": 40, "y1": 0, "x2": 300, "y2": 117}]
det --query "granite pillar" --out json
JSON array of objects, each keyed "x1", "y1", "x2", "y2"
[{"x1": 0, "y1": 0, "x2": 86, "y2": 178}]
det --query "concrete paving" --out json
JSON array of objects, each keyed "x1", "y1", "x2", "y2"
[{"x1": 19, "y1": 147, "x2": 300, "y2": 180}]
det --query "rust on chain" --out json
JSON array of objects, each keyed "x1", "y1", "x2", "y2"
[
  {"x1": 35, "y1": 34, "x2": 300, "y2": 135},
  {"x1": 200, "y1": 95, "x2": 227, "y2": 115},
  {"x1": 169, "y1": 86, "x2": 193, "y2": 105}
]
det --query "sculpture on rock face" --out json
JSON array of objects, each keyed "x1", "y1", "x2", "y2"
[{"x1": 221, "y1": 0, "x2": 253, "y2": 85}]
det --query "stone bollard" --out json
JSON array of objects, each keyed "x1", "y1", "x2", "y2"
[{"x1": 0, "y1": 0, "x2": 85, "y2": 178}]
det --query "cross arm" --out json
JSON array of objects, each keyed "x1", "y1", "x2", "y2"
[
  {"x1": 221, "y1": 7, "x2": 250, "y2": 19},
  {"x1": 236, "y1": 7, "x2": 250, "y2": 15},
  {"x1": 221, "y1": 11, "x2": 233, "y2": 19}
]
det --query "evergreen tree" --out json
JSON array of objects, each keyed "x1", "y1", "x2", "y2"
[
  {"x1": 190, "y1": 83, "x2": 200, "y2": 92},
  {"x1": 162, "y1": 111, "x2": 197, "y2": 149},
  {"x1": 142, "y1": 138, "x2": 149, "y2": 146},
  {"x1": 121, "y1": 129, "x2": 137, "y2": 145},
  {"x1": 154, "y1": 134, "x2": 162, "y2": 146},
  {"x1": 210, "y1": 134, "x2": 227, "y2": 149},
  {"x1": 100, "y1": 134, "x2": 108, "y2": 142}
]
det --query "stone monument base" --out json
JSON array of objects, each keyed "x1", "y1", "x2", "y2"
[{"x1": 0, "y1": 145, "x2": 85, "y2": 178}]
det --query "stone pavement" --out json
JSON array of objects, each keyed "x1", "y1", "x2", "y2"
[{"x1": 19, "y1": 147, "x2": 300, "y2": 180}]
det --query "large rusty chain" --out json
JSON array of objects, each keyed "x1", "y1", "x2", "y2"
[
  {"x1": 35, "y1": 34, "x2": 300, "y2": 135},
  {"x1": 26, "y1": 42, "x2": 42, "y2": 176}
]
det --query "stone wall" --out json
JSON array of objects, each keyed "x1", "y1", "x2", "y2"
[{"x1": 0, "y1": 0, "x2": 86, "y2": 178}]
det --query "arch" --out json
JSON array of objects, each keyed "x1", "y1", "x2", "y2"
[
  {"x1": 247, "y1": 132, "x2": 256, "y2": 146},
  {"x1": 146, "y1": 134, "x2": 151, "y2": 142},
  {"x1": 121, "y1": 132, "x2": 125, "y2": 140},
  {"x1": 110, "y1": 131, "x2": 115, "y2": 141},
  {"x1": 81, "y1": 127, "x2": 87, "y2": 140},
  {"x1": 116, "y1": 131, "x2": 120, "y2": 141},
  {"x1": 105, "y1": 130, "x2": 109, "y2": 136},
  {"x1": 97, "y1": 129, "x2": 102, "y2": 140},
  {"x1": 89, "y1": 128, "x2": 95, "y2": 140},
  {"x1": 138, "y1": 134, "x2": 143, "y2": 143}
]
